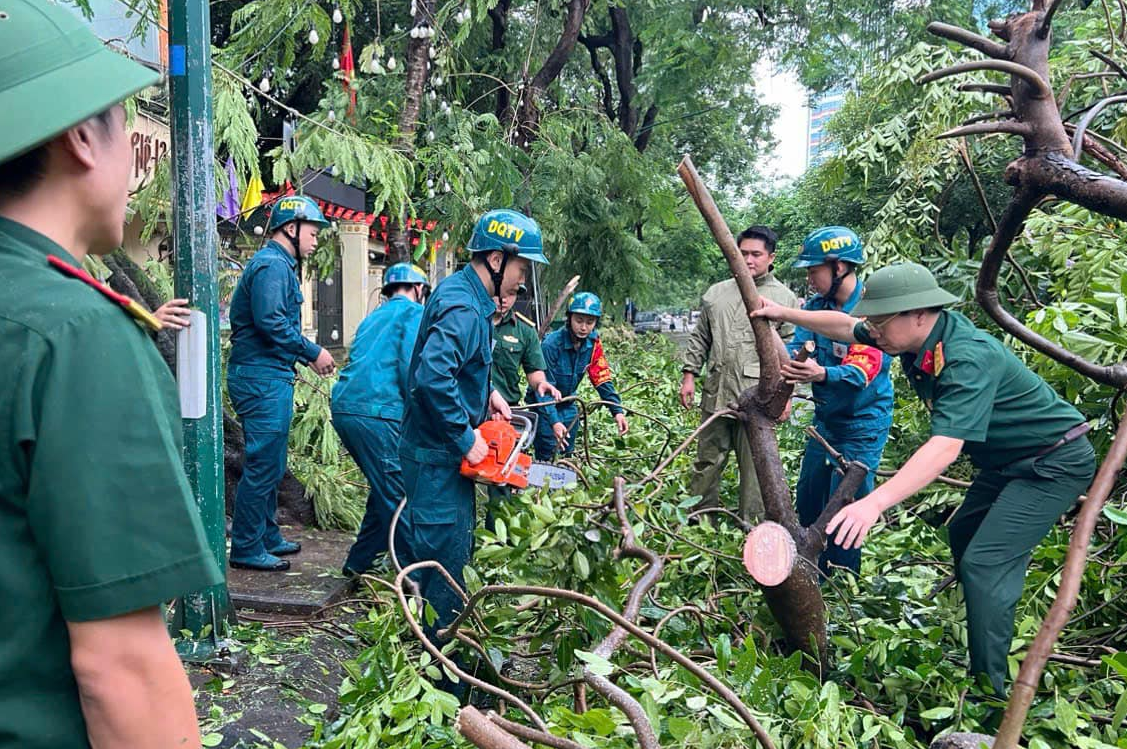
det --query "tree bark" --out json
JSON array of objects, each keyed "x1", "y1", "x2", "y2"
[
  {"x1": 489, "y1": 0, "x2": 513, "y2": 121},
  {"x1": 678, "y1": 155, "x2": 831, "y2": 672},
  {"x1": 386, "y1": 0, "x2": 435, "y2": 263},
  {"x1": 513, "y1": 0, "x2": 591, "y2": 146},
  {"x1": 103, "y1": 249, "x2": 177, "y2": 371}
]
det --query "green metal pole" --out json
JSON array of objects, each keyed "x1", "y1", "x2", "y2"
[{"x1": 168, "y1": 0, "x2": 232, "y2": 656}]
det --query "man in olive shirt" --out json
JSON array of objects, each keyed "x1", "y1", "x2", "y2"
[
  {"x1": 491, "y1": 298, "x2": 557, "y2": 407},
  {"x1": 681, "y1": 225, "x2": 799, "y2": 522},
  {"x1": 0, "y1": 3, "x2": 222, "y2": 747},
  {"x1": 752, "y1": 262, "x2": 1095, "y2": 695}
]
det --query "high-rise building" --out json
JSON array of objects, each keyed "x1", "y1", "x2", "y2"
[{"x1": 807, "y1": 88, "x2": 846, "y2": 168}]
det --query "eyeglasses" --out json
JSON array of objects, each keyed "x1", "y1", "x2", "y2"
[{"x1": 864, "y1": 312, "x2": 901, "y2": 334}]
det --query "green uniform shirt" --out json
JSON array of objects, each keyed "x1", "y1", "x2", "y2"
[
  {"x1": 491, "y1": 310, "x2": 547, "y2": 405},
  {"x1": 0, "y1": 218, "x2": 222, "y2": 749},
  {"x1": 856, "y1": 309, "x2": 1086, "y2": 470},
  {"x1": 683, "y1": 275, "x2": 799, "y2": 413}
]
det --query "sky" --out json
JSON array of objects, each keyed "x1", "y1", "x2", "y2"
[{"x1": 756, "y1": 61, "x2": 810, "y2": 183}]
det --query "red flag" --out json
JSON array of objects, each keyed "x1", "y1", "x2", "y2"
[{"x1": 341, "y1": 24, "x2": 356, "y2": 117}]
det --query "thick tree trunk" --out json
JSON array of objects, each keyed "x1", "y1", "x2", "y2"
[
  {"x1": 512, "y1": 0, "x2": 590, "y2": 146},
  {"x1": 223, "y1": 408, "x2": 316, "y2": 527},
  {"x1": 103, "y1": 249, "x2": 178, "y2": 370},
  {"x1": 386, "y1": 0, "x2": 435, "y2": 263}
]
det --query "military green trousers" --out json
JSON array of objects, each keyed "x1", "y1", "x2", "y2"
[
  {"x1": 949, "y1": 437, "x2": 1095, "y2": 695},
  {"x1": 689, "y1": 412, "x2": 763, "y2": 523}
]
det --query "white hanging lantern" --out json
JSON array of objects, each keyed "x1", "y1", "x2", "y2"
[
  {"x1": 259, "y1": 76, "x2": 271, "y2": 93},
  {"x1": 332, "y1": 56, "x2": 340, "y2": 70},
  {"x1": 387, "y1": 56, "x2": 397, "y2": 70},
  {"x1": 332, "y1": 7, "x2": 343, "y2": 24},
  {"x1": 308, "y1": 28, "x2": 320, "y2": 45}
]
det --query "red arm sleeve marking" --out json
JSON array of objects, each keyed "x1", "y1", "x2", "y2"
[
  {"x1": 587, "y1": 338, "x2": 614, "y2": 387},
  {"x1": 842, "y1": 344, "x2": 882, "y2": 384}
]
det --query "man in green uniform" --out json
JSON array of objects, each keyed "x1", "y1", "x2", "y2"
[
  {"x1": 0, "y1": 3, "x2": 223, "y2": 747},
  {"x1": 680, "y1": 225, "x2": 799, "y2": 522},
  {"x1": 491, "y1": 298, "x2": 557, "y2": 407},
  {"x1": 752, "y1": 262, "x2": 1095, "y2": 695}
]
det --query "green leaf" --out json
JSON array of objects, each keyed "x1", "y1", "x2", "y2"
[
  {"x1": 667, "y1": 716, "x2": 695, "y2": 741},
  {"x1": 572, "y1": 550, "x2": 591, "y2": 579},
  {"x1": 201, "y1": 734, "x2": 224, "y2": 747},
  {"x1": 919, "y1": 706, "x2": 953, "y2": 720},
  {"x1": 1103, "y1": 506, "x2": 1127, "y2": 526},
  {"x1": 575, "y1": 650, "x2": 614, "y2": 677}
]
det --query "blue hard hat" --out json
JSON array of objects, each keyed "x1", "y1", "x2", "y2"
[
  {"x1": 267, "y1": 195, "x2": 331, "y2": 232},
  {"x1": 466, "y1": 209, "x2": 549, "y2": 264},
  {"x1": 382, "y1": 262, "x2": 430, "y2": 295},
  {"x1": 795, "y1": 226, "x2": 864, "y2": 268},
  {"x1": 567, "y1": 292, "x2": 603, "y2": 318}
]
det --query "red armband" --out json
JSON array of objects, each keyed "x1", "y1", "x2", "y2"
[
  {"x1": 842, "y1": 344, "x2": 882, "y2": 384},
  {"x1": 587, "y1": 338, "x2": 613, "y2": 387}
]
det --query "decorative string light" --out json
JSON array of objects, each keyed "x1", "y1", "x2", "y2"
[
  {"x1": 332, "y1": 6, "x2": 343, "y2": 23},
  {"x1": 308, "y1": 27, "x2": 319, "y2": 44}
]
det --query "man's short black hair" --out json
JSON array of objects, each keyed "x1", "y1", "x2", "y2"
[
  {"x1": 736, "y1": 225, "x2": 777, "y2": 253},
  {"x1": 0, "y1": 108, "x2": 117, "y2": 202}
]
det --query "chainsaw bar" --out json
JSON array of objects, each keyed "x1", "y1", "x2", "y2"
[{"x1": 526, "y1": 462, "x2": 578, "y2": 489}]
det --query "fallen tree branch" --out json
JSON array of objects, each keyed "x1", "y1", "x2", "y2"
[
  {"x1": 539, "y1": 275, "x2": 581, "y2": 337},
  {"x1": 581, "y1": 478, "x2": 663, "y2": 747},
  {"x1": 457, "y1": 706, "x2": 533, "y2": 749},
  {"x1": 443, "y1": 582, "x2": 776, "y2": 748}
]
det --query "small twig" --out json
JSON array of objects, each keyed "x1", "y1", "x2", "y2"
[{"x1": 685, "y1": 506, "x2": 751, "y2": 532}]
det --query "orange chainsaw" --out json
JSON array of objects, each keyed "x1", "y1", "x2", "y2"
[{"x1": 459, "y1": 412, "x2": 578, "y2": 490}]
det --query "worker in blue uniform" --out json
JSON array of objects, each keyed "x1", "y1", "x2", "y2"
[
  {"x1": 332, "y1": 263, "x2": 430, "y2": 576},
  {"x1": 398, "y1": 209, "x2": 551, "y2": 684},
  {"x1": 227, "y1": 195, "x2": 336, "y2": 571},
  {"x1": 534, "y1": 292, "x2": 629, "y2": 460},
  {"x1": 783, "y1": 227, "x2": 894, "y2": 575}
]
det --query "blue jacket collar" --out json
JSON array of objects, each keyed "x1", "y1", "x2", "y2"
[
  {"x1": 461, "y1": 264, "x2": 497, "y2": 317},
  {"x1": 264, "y1": 239, "x2": 297, "y2": 268}
]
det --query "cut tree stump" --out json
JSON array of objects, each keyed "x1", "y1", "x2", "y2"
[{"x1": 743, "y1": 521, "x2": 797, "y2": 587}]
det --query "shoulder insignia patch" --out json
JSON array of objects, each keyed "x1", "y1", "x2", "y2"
[
  {"x1": 47, "y1": 254, "x2": 163, "y2": 331},
  {"x1": 514, "y1": 311, "x2": 536, "y2": 328}
]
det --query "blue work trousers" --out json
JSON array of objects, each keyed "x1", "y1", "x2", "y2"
[
  {"x1": 533, "y1": 404, "x2": 578, "y2": 461},
  {"x1": 228, "y1": 374, "x2": 294, "y2": 560},
  {"x1": 333, "y1": 412, "x2": 408, "y2": 572},
  {"x1": 795, "y1": 425, "x2": 889, "y2": 576},
  {"x1": 400, "y1": 456, "x2": 477, "y2": 649}
]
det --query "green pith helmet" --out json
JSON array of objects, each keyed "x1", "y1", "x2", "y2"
[
  {"x1": 0, "y1": 1, "x2": 160, "y2": 164},
  {"x1": 851, "y1": 262, "x2": 960, "y2": 317},
  {"x1": 267, "y1": 195, "x2": 331, "y2": 232}
]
